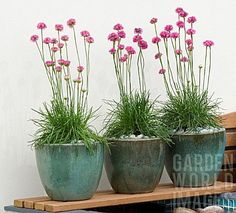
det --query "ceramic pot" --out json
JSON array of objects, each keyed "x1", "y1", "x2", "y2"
[
  {"x1": 165, "y1": 129, "x2": 226, "y2": 187},
  {"x1": 105, "y1": 138, "x2": 165, "y2": 194},
  {"x1": 35, "y1": 143, "x2": 104, "y2": 201}
]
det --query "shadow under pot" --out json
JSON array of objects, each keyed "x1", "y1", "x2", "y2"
[
  {"x1": 105, "y1": 138, "x2": 165, "y2": 194},
  {"x1": 165, "y1": 128, "x2": 226, "y2": 187},
  {"x1": 35, "y1": 143, "x2": 104, "y2": 201}
]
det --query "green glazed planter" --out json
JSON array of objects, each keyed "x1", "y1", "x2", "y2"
[
  {"x1": 165, "y1": 128, "x2": 226, "y2": 187},
  {"x1": 105, "y1": 138, "x2": 165, "y2": 194},
  {"x1": 35, "y1": 143, "x2": 104, "y2": 201}
]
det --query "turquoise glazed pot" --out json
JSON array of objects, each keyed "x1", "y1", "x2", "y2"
[
  {"x1": 35, "y1": 143, "x2": 104, "y2": 201},
  {"x1": 165, "y1": 129, "x2": 226, "y2": 187},
  {"x1": 105, "y1": 138, "x2": 165, "y2": 194}
]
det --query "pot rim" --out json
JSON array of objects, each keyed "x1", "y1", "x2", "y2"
[
  {"x1": 173, "y1": 127, "x2": 225, "y2": 136},
  {"x1": 35, "y1": 141, "x2": 101, "y2": 147},
  {"x1": 107, "y1": 137, "x2": 162, "y2": 142}
]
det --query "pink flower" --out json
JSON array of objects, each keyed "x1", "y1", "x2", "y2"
[
  {"x1": 37, "y1": 22, "x2": 47, "y2": 30},
  {"x1": 152, "y1": 36, "x2": 161, "y2": 44},
  {"x1": 113, "y1": 23, "x2": 124, "y2": 31},
  {"x1": 67, "y1": 18, "x2": 76, "y2": 27},
  {"x1": 203, "y1": 40, "x2": 214, "y2": 47},
  {"x1": 175, "y1": 49, "x2": 182, "y2": 55},
  {"x1": 159, "y1": 68, "x2": 166, "y2": 74},
  {"x1": 30, "y1": 35, "x2": 39, "y2": 42},
  {"x1": 63, "y1": 60, "x2": 71, "y2": 66},
  {"x1": 45, "y1": 60, "x2": 54, "y2": 67},
  {"x1": 118, "y1": 44, "x2": 125, "y2": 50},
  {"x1": 160, "y1": 31, "x2": 170, "y2": 38},
  {"x1": 186, "y1": 28, "x2": 196, "y2": 35},
  {"x1": 150, "y1": 18, "x2": 158, "y2": 24},
  {"x1": 187, "y1": 16, "x2": 197, "y2": 24},
  {"x1": 154, "y1": 53, "x2": 162, "y2": 59},
  {"x1": 51, "y1": 47, "x2": 58, "y2": 52},
  {"x1": 185, "y1": 39, "x2": 193, "y2": 46},
  {"x1": 57, "y1": 42, "x2": 64, "y2": 48},
  {"x1": 58, "y1": 59, "x2": 65, "y2": 65},
  {"x1": 175, "y1": 7, "x2": 184, "y2": 14},
  {"x1": 176, "y1": 21, "x2": 185, "y2": 28},
  {"x1": 138, "y1": 40, "x2": 148, "y2": 49},
  {"x1": 86, "y1": 36, "x2": 94, "y2": 43},
  {"x1": 77, "y1": 66, "x2": 84, "y2": 72},
  {"x1": 120, "y1": 54, "x2": 128, "y2": 62},
  {"x1": 109, "y1": 48, "x2": 116, "y2": 54},
  {"x1": 170, "y1": 32, "x2": 179, "y2": 39},
  {"x1": 188, "y1": 45, "x2": 194, "y2": 51},
  {"x1": 164, "y1": 25, "x2": 173, "y2": 32},
  {"x1": 61, "y1": 35, "x2": 69, "y2": 41},
  {"x1": 118, "y1": 30, "x2": 126, "y2": 38},
  {"x1": 108, "y1": 32, "x2": 119, "y2": 42},
  {"x1": 180, "y1": 56, "x2": 189, "y2": 62},
  {"x1": 43, "y1": 37, "x2": 51, "y2": 44},
  {"x1": 80, "y1": 30, "x2": 90, "y2": 37},
  {"x1": 134, "y1": 28, "x2": 143, "y2": 34},
  {"x1": 55, "y1": 24, "x2": 63, "y2": 31},
  {"x1": 51, "y1": 38, "x2": 58, "y2": 44},
  {"x1": 179, "y1": 11, "x2": 188, "y2": 18},
  {"x1": 133, "y1": 35, "x2": 143, "y2": 43},
  {"x1": 55, "y1": 66, "x2": 62, "y2": 72},
  {"x1": 125, "y1": 46, "x2": 136, "y2": 55},
  {"x1": 73, "y1": 77, "x2": 82, "y2": 83}
]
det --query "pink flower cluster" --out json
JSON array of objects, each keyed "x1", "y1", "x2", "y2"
[{"x1": 203, "y1": 40, "x2": 214, "y2": 47}]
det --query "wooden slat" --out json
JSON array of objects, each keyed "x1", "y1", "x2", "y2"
[
  {"x1": 24, "y1": 197, "x2": 51, "y2": 209},
  {"x1": 226, "y1": 131, "x2": 236, "y2": 147},
  {"x1": 221, "y1": 112, "x2": 236, "y2": 129},
  {"x1": 218, "y1": 169, "x2": 236, "y2": 183},
  {"x1": 35, "y1": 200, "x2": 59, "y2": 211},
  {"x1": 14, "y1": 196, "x2": 49, "y2": 208},
  {"x1": 223, "y1": 150, "x2": 236, "y2": 165},
  {"x1": 41, "y1": 182, "x2": 236, "y2": 212}
]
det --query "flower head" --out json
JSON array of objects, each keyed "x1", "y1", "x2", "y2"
[
  {"x1": 203, "y1": 40, "x2": 214, "y2": 47},
  {"x1": 179, "y1": 11, "x2": 188, "y2": 18},
  {"x1": 170, "y1": 32, "x2": 179, "y2": 39},
  {"x1": 51, "y1": 47, "x2": 58, "y2": 52},
  {"x1": 77, "y1": 66, "x2": 84, "y2": 72},
  {"x1": 55, "y1": 66, "x2": 62, "y2": 72},
  {"x1": 155, "y1": 53, "x2": 162, "y2": 59},
  {"x1": 58, "y1": 59, "x2": 65, "y2": 65},
  {"x1": 187, "y1": 16, "x2": 197, "y2": 24},
  {"x1": 108, "y1": 32, "x2": 119, "y2": 42},
  {"x1": 51, "y1": 38, "x2": 58, "y2": 44},
  {"x1": 61, "y1": 35, "x2": 69, "y2": 41},
  {"x1": 176, "y1": 21, "x2": 185, "y2": 28},
  {"x1": 37, "y1": 22, "x2": 47, "y2": 30},
  {"x1": 175, "y1": 49, "x2": 182, "y2": 55},
  {"x1": 118, "y1": 44, "x2": 125, "y2": 50},
  {"x1": 67, "y1": 18, "x2": 76, "y2": 27},
  {"x1": 120, "y1": 54, "x2": 128, "y2": 62},
  {"x1": 118, "y1": 30, "x2": 126, "y2": 38},
  {"x1": 134, "y1": 28, "x2": 143, "y2": 34},
  {"x1": 180, "y1": 56, "x2": 189, "y2": 62},
  {"x1": 55, "y1": 24, "x2": 63, "y2": 31},
  {"x1": 175, "y1": 7, "x2": 184, "y2": 14},
  {"x1": 159, "y1": 68, "x2": 166, "y2": 74},
  {"x1": 164, "y1": 25, "x2": 173, "y2": 32},
  {"x1": 45, "y1": 60, "x2": 55, "y2": 67},
  {"x1": 160, "y1": 31, "x2": 170, "y2": 38},
  {"x1": 109, "y1": 48, "x2": 116, "y2": 54},
  {"x1": 125, "y1": 46, "x2": 136, "y2": 55},
  {"x1": 138, "y1": 40, "x2": 148, "y2": 49},
  {"x1": 113, "y1": 23, "x2": 124, "y2": 31},
  {"x1": 185, "y1": 39, "x2": 193, "y2": 46},
  {"x1": 186, "y1": 28, "x2": 196, "y2": 35},
  {"x1": 57, "y1": 42, "x2": 64, "y2": 48},
  {"x1": 152, "y1": 36, "x2": 161, "y2": 44},
  {"x1": 86, "y1": 36, "x2": 94, "y2": 43},
  {"x1": 133, "y1": 35, "x2": 143, "y2": 43},
  {"x1": 43, "y1": 37, "x2": 52, "y2": 44},
  {"x1": 63, "y1": 60, "x2": 71, "y2": 66},
  {"x1": 150, "y1": 17, "x2": 158, "y2": 24},
  {"x1": 30, "y1": 35, "x2": 39, "y2": 42},
  {"x1": 80, "y1": 30, "x2": 90, "y2": 37},
  {"x1": 73, "y1": 77, "x2": 82, "y2": 83}
]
